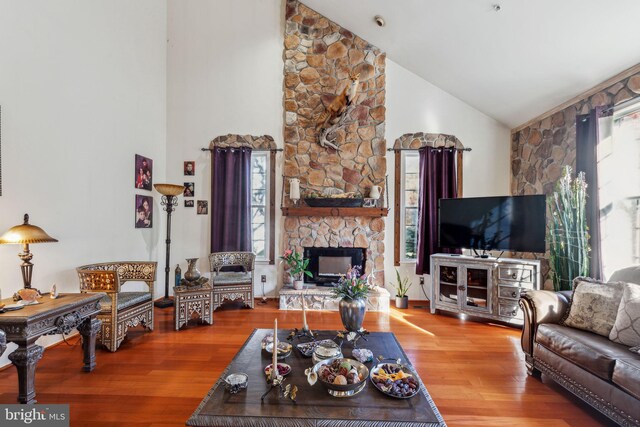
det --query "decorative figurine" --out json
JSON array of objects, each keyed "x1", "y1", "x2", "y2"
[
  {"x1": 50, "y1": 283, "x2": 59, "y2": 299},
  {"x1": 175, "y1": 264, "x2": 182, "y2": 287}
]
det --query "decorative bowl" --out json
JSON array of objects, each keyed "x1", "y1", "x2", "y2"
[
  {"x1": 312, "y1": 357, "x2": 369, "y2": 397},
  {"x1": 17, "y1": 288, "x2": 40, "y2": 304},
  {"x1": 224, "y1": 373, "x2": 248, "y2": 394},
  {"x1": 264, "y1": 363, "x2": 291, "y2": 377},
  {"x1": 304, "y1": 197, "x2": 364, "y2": 208},
  {"x1": 296, "y1": 339, "x2": 337, "y2": 357},
  {"x1": 264, "y1": 341, "x2": 292, "y2": 360},
  {"x1": 370, "y1": 362, "x2": 420, "y2": 399},
  {"x1": 312, "y1": 341, "x2": 342, "y2": 364}
]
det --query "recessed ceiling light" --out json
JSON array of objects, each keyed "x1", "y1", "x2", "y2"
[
  {"x1": 374, "y1": 15, "x2": 385, "y2": 27},
  {"x1": 492, "y1": 4, "x2": 502, "y2": 12}
]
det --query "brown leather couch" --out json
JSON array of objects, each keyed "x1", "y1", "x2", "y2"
[{"x1": 520, "y1": 270, "x2": 640, "y2": 426}]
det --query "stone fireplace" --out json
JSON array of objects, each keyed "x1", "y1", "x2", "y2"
[{"x1": 282, "y1": 0, "x2": 387, "y2": 287}]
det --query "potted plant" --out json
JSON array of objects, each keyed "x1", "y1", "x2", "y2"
[
  {"x1": 548, "y1": 166, "x2": 590, "y2": 291},
  {"x1": 281, "y1": 249, "x2": 312, "y2": 290},
  {"x1": 392, "y1": 269, "x2": 412, "y2": 309}
]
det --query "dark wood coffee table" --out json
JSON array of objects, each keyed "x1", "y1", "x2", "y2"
[{"x1": 187, "y1": 329, "x2": 446, "y2": 427}]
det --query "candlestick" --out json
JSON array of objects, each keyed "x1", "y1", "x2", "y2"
[
  {"x1": 289, "y1": 178, "x2": 300, "y2": 201},
  {"x1": 272, "y1": 318, "x2": 278, "y2": 381},
  {"x1": 301, "y1": 296, "x2": 308, "y2": 330}
]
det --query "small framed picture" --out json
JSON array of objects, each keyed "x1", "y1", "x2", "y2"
[
  {"x1": 135, "y1": 195, "x2": 153, "y2": 228},
  {"x1": 135, "y1": 154, "x2": 153, "y2": 191},
  {"x1": 197, "y1": 200, "x2": 208, "y2": 215},
  {"x1": 184, "y1": 200, "x2": 194, "y2": 208},
  {"x1": 363, "y1": 198, "x2": 377, "y2": 208},
  {"x1": 184, "y1": 161, "x2": 195, "y2": 175},
  {"x1": 184, "y1": 182, "x2": 194, "y2": 197}
]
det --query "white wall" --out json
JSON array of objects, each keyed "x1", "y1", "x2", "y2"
[
  {"x1": 0, "y1": 0, "x2": 167, "y2": 366},
  {"x1": 166, "y1": 0, "x2": 284, "y2": 296},
  {"x1": 384, "y1": 59, "x2": 511, "y2": 301}
]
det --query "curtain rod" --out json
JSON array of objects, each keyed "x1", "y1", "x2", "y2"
[
  {"x1": 201, "y1": 147, "x2": 283, "y2": 152},
  {"x1": 387, "y1": 147, "x2": 471, "y2": 152}
]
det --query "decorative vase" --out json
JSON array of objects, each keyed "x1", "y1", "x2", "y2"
[
  {"x1": 339, "y1": 298, "x2": 366, "y2": 332},
  {"x1": 184, "y1": 258, "x2": 201, "y2": 281},
  {"x1": 395, "y1": 296, "x2": 409, "y2": 309},
  {"x1": 293, "y1": 280, "x2": 304, "y2": 290}
]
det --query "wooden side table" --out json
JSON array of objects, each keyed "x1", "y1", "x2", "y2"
[{"x1": 174, "y1": 282, "x2": 214, "y2": 331}]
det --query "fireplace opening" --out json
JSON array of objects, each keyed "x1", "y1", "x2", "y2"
[{"x1": 303, "y1": 247, "x2": 366, "y2": 286}]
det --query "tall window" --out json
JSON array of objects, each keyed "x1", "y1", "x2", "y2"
[
  {"x1": 251, "y1": 152, "x2": 270, "y2": 261},
  {"x1": 599, "y1": 101, "x2": 640, "y2": 277},
  {"x1": 401, "y1": 152, "x2": 420, "y2": 261}
]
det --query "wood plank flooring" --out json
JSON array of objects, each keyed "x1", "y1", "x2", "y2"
[{"x1": 0, "y1": 300, "x2": 615, "y2": 426}]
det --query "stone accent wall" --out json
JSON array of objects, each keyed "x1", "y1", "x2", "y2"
[
  {"x1": 282, "y1": 0, "x2": 387, "y2": 286},
  {"x1": 511, "y1": 70, "x2": 640, "y2": 289},
  {"x1": 393, "y1": 133, "x2": 463, "y2": 150},
  {"x1": 209, "y1": 134, "x2": 276, "y2": 150}
]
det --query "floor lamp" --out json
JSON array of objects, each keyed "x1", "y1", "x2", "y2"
[{"x1": 154, "y1": 183, "x2": 185, "y2": 308}]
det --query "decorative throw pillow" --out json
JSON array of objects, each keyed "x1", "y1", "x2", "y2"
[
  {"x1": 563, "y1": 277, "x2": 625, "y2": 337},
  {"x1": 609, "y1": 282, "x2": 640, "y2": 349}
]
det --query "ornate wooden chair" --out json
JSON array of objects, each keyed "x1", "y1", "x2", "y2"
[
  {"x1": 76, "y1": 261, "x2": 156, "y2": 352},
  {"x1": 208, "y1": 252, "x2": 255, "y2": 310}
]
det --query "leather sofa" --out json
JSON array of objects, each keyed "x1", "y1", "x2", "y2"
[{"x1": 520, "y1": 267, "x2": 640, "y2": 426}]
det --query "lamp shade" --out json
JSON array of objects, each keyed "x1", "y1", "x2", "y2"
[
  {"x1": 0, "y1": 214, "x2": 57, "y2": 244},
  {"x1": 154, "y1": 183, "x2": 185, "y2": 196}
]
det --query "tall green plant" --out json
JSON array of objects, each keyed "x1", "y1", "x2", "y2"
[{"x1": 548, "y1": 166, "x2": 590, "y2": 291}]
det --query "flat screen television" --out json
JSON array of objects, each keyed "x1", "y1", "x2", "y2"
[{"x1": 438, "y1": 195, "x2": 546, "y2": 253}]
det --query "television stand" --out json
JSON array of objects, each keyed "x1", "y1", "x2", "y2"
[{"x1": 430, "y1": 254, "x2": 540, "y2": 324}]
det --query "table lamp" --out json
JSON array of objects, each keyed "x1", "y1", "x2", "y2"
[
  {"x1": 154, "y1": 183, "x2": 185, "y2": 308},
  {"x1": 0, "y1": 213, "x2": 58, "y2": 293}
]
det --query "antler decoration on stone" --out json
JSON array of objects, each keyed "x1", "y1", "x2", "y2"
[{"x1": 315, "y1": 71, "x2": 360, "y2": 151}]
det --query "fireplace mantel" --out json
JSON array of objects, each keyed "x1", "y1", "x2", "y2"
[{"x1": 281, "y1": 207, "x2": 389, "y2": 217}]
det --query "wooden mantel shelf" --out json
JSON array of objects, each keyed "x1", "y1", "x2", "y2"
[{"x1": 281, "y1": 206, "x2": 389, "y2": 217}]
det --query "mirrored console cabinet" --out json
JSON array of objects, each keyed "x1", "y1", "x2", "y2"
[{"x1": 430, "y1": 254, "x2": 540, "y2": 324}]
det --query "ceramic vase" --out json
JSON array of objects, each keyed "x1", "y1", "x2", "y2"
[
  {"x1": 339, "y1": 298, "x2": 366, "y2": 332},
  {"x1": 395, "y1": 296, "x2": 409, "y2": 309},
  {"x1": 184, "y1": 258, "x2": 201, "y2": 281},
  {"x1": 369, "y1": 185, "x2": 381, "y2": 199}
]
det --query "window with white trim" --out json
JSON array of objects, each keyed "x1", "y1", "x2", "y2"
[
  {"x1": 251, "y1": 152, "x2": 270, "y2": 261},
  {"x1": 401, "y1": 152, "x2": 420, "y2": 261}
]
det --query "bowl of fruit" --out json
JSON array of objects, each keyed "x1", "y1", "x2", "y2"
[
  {"x1": 370, "y1": 362, "x2": 420, "y2": 399},
  {"x1": 312, "y1": 357, "x2": 369, "y2": 397}
]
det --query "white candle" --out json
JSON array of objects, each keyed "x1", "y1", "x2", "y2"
[
  {"x1": 272, "y1": 318, "x2": 278, "y2": 380},
  {"x1": 289, "y1": 178, "x2": 300, "y2": 200},
  {"x1": 302, "y1": 296, "x2": 308, "y2": 330}
]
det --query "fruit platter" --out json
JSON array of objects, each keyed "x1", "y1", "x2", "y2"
[
  {"x1": 370, "y1": 363, "x2": 420, "y2": 399},
  {"x1": 312, "y1": 357, "x2": 369, "y2": 397},
  {"x1": 264, "y1": 363, "x2": 291, "y2": 377}
]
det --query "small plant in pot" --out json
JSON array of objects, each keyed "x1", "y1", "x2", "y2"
[
  {"x1": 392, "y1": 269, "x2": 412, "y2": 309},
  {"x1": 281, "y1": 249, "x2": 312, "y2": 290}
]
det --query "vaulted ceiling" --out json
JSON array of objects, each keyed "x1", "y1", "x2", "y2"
[{"x1": 302, "y1": 0, "x2": 640, "y2": 128}]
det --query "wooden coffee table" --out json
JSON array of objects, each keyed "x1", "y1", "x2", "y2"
[{"x1": 187, "y1": 329, "x2": 446, "y2": 426}]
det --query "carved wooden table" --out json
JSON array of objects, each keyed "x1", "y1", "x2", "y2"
[
  {"x1": 0, "y1": 293, "x2": 103, "y2": 404},
  {"x1": 174, "y1": 282, "x2": 214, "y2": 330},
  {"x1": 187, "y1": 329, "x2": 446, "y2": 427}
]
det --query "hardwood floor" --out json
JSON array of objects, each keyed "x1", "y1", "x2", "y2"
[{"x1": 0, "y1": 300, "x2": 615, "y2": 426}]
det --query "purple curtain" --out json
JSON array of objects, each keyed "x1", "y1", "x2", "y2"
[
  {"x1": 415, "y1": 148, "x2": 460, "y2": 275},
  {"x1": 575, "y1": 106, "x2": 611, "y2": 280},
  {"x1": 211, "y1": 147, "x2": 252, "y2": 252}
]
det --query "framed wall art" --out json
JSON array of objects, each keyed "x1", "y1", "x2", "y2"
[
  {"x1": 135, "y1": 194, "x2": 153, "y2": 228},
  {"x1": 184, "y1": 200, "x2": 194, "y2": 208},
  {"x1": 197, "y1": 200, "x2": 208, "y2": 215},
  {"x1": 184, "y1": 161, "x2": 195, "y2": 175},
  {"x1": 135, "y1": 154, "x2": 153, "y2": 191},
  {"x1": 184, "y1": 182, "x2": 194, "y2": 197}
]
